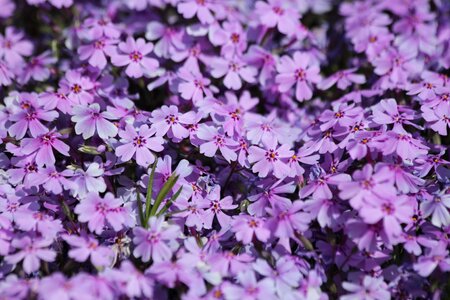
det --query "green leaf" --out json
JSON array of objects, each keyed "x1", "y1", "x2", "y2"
[
  {"x1": 144, "y1": 161, "x2": 158, "y2": 223},
  {"x1": 149, "y1": 173, "x2": 179, "y2": 218},
  {"x1": 156, "y1": 186, "x2": 183, "y2": 217},
  {"x1": 136, "y1": 188, "x2": 146, "y2": 228}
]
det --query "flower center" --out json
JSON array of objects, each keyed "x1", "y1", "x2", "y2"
[
  {"x1": 129, "y1": 51, "x2": 143, "y2": 62},
  {"x1": 265, "y1": 149, "x2": 278, "y2": 162},
  {"x1": 231, "y1": 33, "x2": 240, "y2": 44},
  {"x1": 71, "y1": 84, "x2": 82, "y2": 94},
  {"x1": 165, "y1": 114, "x2": 178, "y2": 125},
  {"x1": 295, "y1": 68, "x2": 306, "y2": 81}
]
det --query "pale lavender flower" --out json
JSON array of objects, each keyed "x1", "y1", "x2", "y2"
[{"x1": 71, "y1": 103, "x2": 118, "y2": 139}]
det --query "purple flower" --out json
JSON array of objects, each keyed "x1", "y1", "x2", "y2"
[
  {"x1": 372, "y1": 98, "x2": 420, "y2": 133},
  {"x1": 20, "y1": 130, "x2": 70, "y2": 167},
  {"x1": 413, "y1": 242, "x2": 450, "y2": 277},
  {"x1": 8, "y1": 94, "x2": 58, "y2": 139},
  {"x1": 27, "y1": 166, "x2": 74, "y2": 194},
  {"x1": 111, "y1": 37, "x2": 159, "y2": 78},
  {"x1": 202, "y1": 185, "x2": 237, "y2": 229},
  {"x1": 149, "y1": 105, "x2": 195, "y2": 141},
  {"x1": 132, "y1": 216, "x2": 180, "y2": 262},
  {"x1": 145, "y1": 22, "x2": 185, "y2": 59},
  {"x1": 421, "y1": 105, "x2": 450, "y2": 135},
  {"x1": 197, "y1": 124, "x2": 239, "y2": 163},
  {"x1": 5, "y1": 236, "x2": 56, "y2": 274},
  {"x1": 359, "y1": 195, "x2": 414, "y2": 242},
  {"x1": 341, "y1": 276, "x2": 391, "y2": 300},
  {"x1": 78, "y1": 37, "x2": 117, "y2": 69},
  {"x1": 115, "y1": 124, "x2": 164, "y2": 167},
  {"x1": 0, "y1": 27, "x2": 33, "y2": 67},
  {"x1": 63, "y1": 234, "x2": 113, "y2": 267},
  {"x1": 420, "y1": 192, "x2": 450, "y2": 228},
  {"x1": 276, "y1": 52, "x2": 321, "y2": 101},
  {"x1": 248, "y1": 140, "x2": 293, "y2": 179},
  {"x1": 223, "y1": 270, "x2": 275, "y2": 300},
  {"x1": 255, "y1": 0, "x2": 299, "y2": 36},
  {"x1": 177, "y1": 0, "x2": 216, "y2": 24},
  {"x1": 60, "y1": 70, "x2": 95, "y2": 105},
  {"x1": 211, "y1": 56, "x2": 257, "y2": 90},
  {"x1": 74, "y1": 192, "x2": 127, "y2": 234},
  {"x1": 318, "y1": 68, "x2": 366, "y2": 90},
  {"x1": 177, "y1": 66, "x2": 212, "y2": 103},
  {"x1": 338, "y1": 164, "x2": 395, "y2": 209},
  {"x1": 71, "y1": 103, "x2": 118, "y2": 140},
  {"x1": 231, "y1": 215, "x2": 270, "y2": 244},
  {"x1": 71, "y1": 162, "x2": 106, "y2": 198}
]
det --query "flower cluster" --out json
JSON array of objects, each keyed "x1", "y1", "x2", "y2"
[{"x1": 0, "y1": 0, "x2": 449, "y2": 299}]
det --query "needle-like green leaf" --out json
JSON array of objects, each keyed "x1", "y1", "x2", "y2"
[{"x1": 156, "y1": 186, "x2": 183, "y2": 217}]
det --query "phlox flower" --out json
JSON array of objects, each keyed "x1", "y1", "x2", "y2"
[
  {"x1": 60, "y1": 70, "x2": 95, "y2": 105},
  {"x1": 115, "y1": 124, "x2": 164, "y2": 167},
  {"x1": 359, "y1": 195, "x2": 414, "y2": 242},
  {"x1": 318, "y1": 68, "x2": 366, "y2": 90},
  {"x1": 421, "y1": 105, "x2": 450, "y2": 136},
  {"x1": 210, "y1": 56, "x2": 257, "y2": 90},
  {"x1": 177, "y1": 66, "x2": 212, "y2": 103},
  {"x1": 413, "y1": 243, "x2": 450, "y2": 277},
  {"x1": 231, "y1": 215, "x2": 270, "y2": 244},
  {"x1": 276, "y1": 51, "x2": 321, "y2": 102},
  {"x1": 177, "y1": 0, "x2": 216, "y2": 24},
  {"x1": 20, "y1": 130, "x2": 70, "y2": 167},
  {"x1": 74, "y1": 192, "x2": 127, "y2": 234},
  {"x1": 132, "y1": 216, "x2": 180, "y2": 263},
  {"x1": 71, "y1": 162, "x2": 106, "y2": 198},
  {"x1": 78, "y1": 37, "x2": 117, "y2": 69},
  {"x1": 111, "y1": 37, "x2": 159, "y2": 78},
  {"x1": 420, "y1": 192, "x2": 450, "y2": 228},
  {"x1": 341, "y1": 276, "x2": 391, "y2": 300},
  {"x1": 255, "y1": 0, "x2": 299, "y2": 36},
  {"x1": 372, "y1": 98, "x2": 420, "y2": 133},
  {"x1": 145, "y1": 22, "x2": 185, "y2": 59},
  {"x1": 223, "y1": 270, "x2": 275, "y2": 300},
  {"x1": 63, "y1": 234, "x2": 113, "y2": 267},
  {"x1": 0, "y1": 27, "x2": 33, "y2": 67},
  {"x1": 248, "y1": 139, "x2": 293, "y2": 179},
  {"x1": 5, "y1": 236, "x2": 56, "y2": 274},
  {"x1": 197, "y1": 124, "x2": 239, "y2": 163},
  {"x1": 202, "y1": 185, "x2": 237, "y2": 229},
  {"x1": 149, "y1": 105, "x2": 196, "y2": 141},
  {"x1": 27, "y1": 166, "x2": 74, "y2": 194},
  {"x1": 71, "y1": 103, "x2": 118, "y2": 140}
]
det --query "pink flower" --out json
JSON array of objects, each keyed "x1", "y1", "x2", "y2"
[
  {"x1": 177, "y1": 0, "x2": 216, "y2": 24},
  {"x1": 0, "y1": 27, "x2": 33, "y2": 67},
  {"x1": 5, "y1": 236, "x2": 56, "y2": 274},
  {"x1": 78, "y1": 37, "x2": 117, "y2": 69},
  {"x1": 421, "y1": 105, "x2": 450, "y2": 136},
  {"x1": 223, "y1": 270, "x2": 275, "y2": 300},
  {"x1": 149, "y1": 105, "x2": 196, "y2": 141},
  {"x1": 111, "y1": 37, "x2": 159, "y2": 78},
  {"x1": 210, "y1": 56, "x2": 257, "y2": 90},
  {"x1": 115, "y1": 124, "x2": 165, "y2": 167},
  {"x1": 71, "y1": 103, "x2": 118, "y2": 139},
  {"x1": 276, "y1": 52, "x2": 321, "y2": 102},
  {"x1": 420, "y1": 192, "x2": 450, "y2": 228},
  {"x1": 20, "y1": 130, "x2": 70, "y2": 167},
  {"x1": 209, "y1": 21, "x2": 247, "y2": 58},
  {"x1": 177, "y1": 66, "x2": 212, "y2": 103},
  {"x1": 359, "y1": 195, "x2": 414, "y2": 242},
  {"x1": 145, "y1": 22, "x2": 185, "y2": 59},
  {"x1": 63, "y1": 234, "x2": 113, "y2": 267},
  {"x1": 341, "y1": 276, "x2": 390, "y2": 300},
  {"x1": 27, "y1": 166, "x2": 75, "y2": 194},
  {"x1": 373, "y1": 131, "x2": 429, "y2": 161},
  {"x1": 197, "y1": 124, "x2": 239, "y2": 163},
  {"x1": 202, "y1": 185, "x2": 237, "y2": 229},
  {"x1": 8, "y1": 93, "x2": 58, "y2": 139},
  {"x1": 60, "y1": 70, "x2": 95, "y2": 105},
  {"x1": 132, "y1": 216, "x2": 180, "y2": 263},
  {"x1": 231, "y1": 215, "x2": 270, "y2": 244},
  {"x1": 318, "y1": 68, "x2": 366, "y2": 90},
  {"x1": 255, "y1": 0, "x2": 299, "y2": 36},
  {"x1": 248, "y1": 140, "x2": 294, "y2": 179},
  {"x1": 74, "y1": 192, "x2": 127, "y2": 234},
  {"x1": 413, "y1": 243, "x2": 450, "y2": 277}
]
